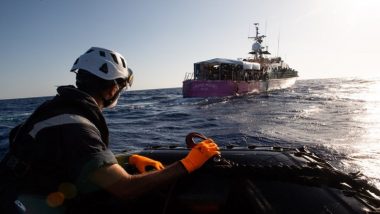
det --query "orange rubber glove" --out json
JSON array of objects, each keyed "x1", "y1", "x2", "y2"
[
  {"x1": 180, "y1": 138, "x2": 220, "y2": 173},
  {"x1": 128, "y1": 154, "x2": 165, "y2": 173}
]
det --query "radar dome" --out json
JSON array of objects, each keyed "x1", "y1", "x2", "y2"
[{"x1": 252, "y1": 42, "x2": 261, "y2": 52}]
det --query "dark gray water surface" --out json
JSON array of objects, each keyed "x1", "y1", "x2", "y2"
[{"x1": 1, "y1": 78, "x2": 379, "y2": 187}]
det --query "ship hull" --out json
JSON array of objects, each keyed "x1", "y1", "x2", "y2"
[{"x1": 182, "y1": 77, "x2": 297, "y2": 98}]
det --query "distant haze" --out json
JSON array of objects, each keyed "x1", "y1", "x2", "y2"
[{"x1": 0, "y1": 0, "x2": 379, "y2": 99}]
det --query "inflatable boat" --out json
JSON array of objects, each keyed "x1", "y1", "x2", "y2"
[{"x1": 115, "y1": 133, "x2": 380, "y2": 214}]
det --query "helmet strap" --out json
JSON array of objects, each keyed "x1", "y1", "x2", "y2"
[
  {"x1": 103, "y1": 93, "x2": 119, "y2": 108},
  {"x1": 102, "y1": 82, "x2": 125, "y2": 108}
]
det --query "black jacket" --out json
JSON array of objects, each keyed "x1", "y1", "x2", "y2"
[{"x1": 0, "y1": 86, "x2": 117, "y2": 212}]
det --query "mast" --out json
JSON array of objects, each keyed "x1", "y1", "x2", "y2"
[{"x1": 248, "y1": 23, "x2": 270, "y2": 60}]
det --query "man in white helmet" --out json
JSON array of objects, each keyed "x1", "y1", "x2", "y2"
[{"x1": 0, "y1": 47, "x2": 219, "y2": 213}]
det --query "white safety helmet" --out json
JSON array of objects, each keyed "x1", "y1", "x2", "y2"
[{"x1": 71, "y1": 47, "x2": 133, "y2": 87}]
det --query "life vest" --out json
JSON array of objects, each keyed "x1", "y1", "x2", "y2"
[{"x1": 0, "y1": 86, "x2": 110, "y2": 212}]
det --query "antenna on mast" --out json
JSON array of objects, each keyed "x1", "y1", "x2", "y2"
[
  {"x1": 277, "y1": 30, "x2": 280, "y2": 57},
  {"x1": 248, "y1": 24, "x2": 251, "y2": 39},
  {"x1": 265, "y1": 20, "x2": 267, "y2": 35},
  {"x1": 264, "y1": 20, "x2": 267, "y2": 47}
]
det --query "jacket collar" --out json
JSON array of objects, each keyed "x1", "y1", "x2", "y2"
[{"x1": 56, "y1": 85, "x2": 100, "y2": 110}]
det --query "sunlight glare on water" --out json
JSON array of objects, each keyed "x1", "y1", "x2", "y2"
[{"x1": 340, "y1": 78, "x2": 380, "y2": 187}]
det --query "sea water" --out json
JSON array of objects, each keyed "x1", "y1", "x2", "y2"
[{"x1": 1, "y1": 78, "x2": 380, "y2": 188}]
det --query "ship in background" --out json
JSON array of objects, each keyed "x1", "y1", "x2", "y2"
[{"x1": 182, "y1": 23, "x2": 298, "y2": 98}]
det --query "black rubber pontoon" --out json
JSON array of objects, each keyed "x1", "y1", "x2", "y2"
[{"x1": 116, "y1": 133, "x2": 380, "y2": 214}]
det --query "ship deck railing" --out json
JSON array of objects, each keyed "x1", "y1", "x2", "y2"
[{"x1": 184, "y1": 72, "x2": 194, "y2": 81}]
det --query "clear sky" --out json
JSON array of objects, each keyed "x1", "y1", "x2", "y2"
[{"x1": 0, "y1": 0, "x2": 379, "y2": 99}]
